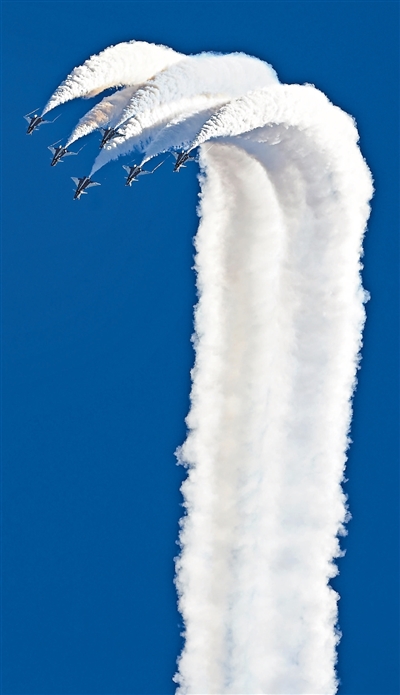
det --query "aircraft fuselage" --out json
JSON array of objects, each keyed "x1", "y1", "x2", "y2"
[
  {"x1": 72, "y1": 176, "x2": 100, "y2": 200},
  {"x1": 173, "y1": 151, "x2": 195, "y2": 172},
  {"x1": 26, "y1": 115, "x2": 44, "y2": 135},
  {"x1": 74, "y1": 178, "x2": 90, "y2": 199},
  {"x1": 51, "y1": 146, "x2": 67, "y2": 166},
  {"x1": 100, "y1": 128, "x2": 117, "y2": 149},
  {"x1": 125, "y1": 166, "x2": 143, "y2": 185}
]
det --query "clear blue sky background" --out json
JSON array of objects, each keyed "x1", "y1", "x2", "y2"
[{"x1": 1, "y1": 2, "x2": 398, "y2": 694}]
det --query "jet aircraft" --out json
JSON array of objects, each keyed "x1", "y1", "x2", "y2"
[
  {"x1": 48, "y1": 141, "x2": 81, "y2": 167},
  {"x1": 172, "y1": 150, "x2": 197, "y2": 172},
  {"x1": 24, "y1": 110, "x2": 59, "y2": 135},
  {"x1": 122, "y1": 159, "x2": 165, "y2": 186},
  {"x1": 99, "y1": 127, "x2": 120, "y2": 149},
  {"x1": 71, "y1": 176, "x2": 101, "y2": 200}
]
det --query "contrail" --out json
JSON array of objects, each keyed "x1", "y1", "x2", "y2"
[
  {"x1": 35, "y1": 42, "x2": 373, "y2": 694},
  {"x1": 174, "y1": 93, "x2": 372, "y2": 694},
  {"x1": 90, "y1": 94, "x2": 231, "y2": 175},
  {"x1": 112, "y1": 52, "x2": 277, "y2": 133},
  {"x1": 140, "y1": 105, "x2": 224, "y2": 164},
  {"x1": 42, "y1": 40, "x2": 183, "y2": 115},
  {"x1": 90, "y1": 53, "x2": 277, "y2": 173},
  {"x1": 65, "y1": 85, "x2": 139, "y2": 147}
]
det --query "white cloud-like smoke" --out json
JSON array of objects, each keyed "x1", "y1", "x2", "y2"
[
  {"x1": 65, "y1": 85, "x2": 138, "y2": 147},
  {"x1": 42, "y1": 40, "x2": 184, "y2": 114},
  {"x1": 39, "y1": 41, "x2": 372, "y2": 694}
]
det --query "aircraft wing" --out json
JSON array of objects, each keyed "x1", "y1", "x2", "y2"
[
  {"x1": 71, "y1": 177, "x2": 80, "y2": 186},
  {"x1": 48, "y1": 146, "x2": 56, "y2": 154},
  {"x1": 122, "y1": 165, "x2": 130, "y2": 172},
  {"x1": 87, "y1": 182, "x2": 101, "y2": 188}
]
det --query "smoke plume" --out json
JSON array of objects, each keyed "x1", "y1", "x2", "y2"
[{"x1": 38, "y1": 41, "x2": 372, "y2": 694}]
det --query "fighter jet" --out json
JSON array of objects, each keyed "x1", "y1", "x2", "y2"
[
  {"x1": 71, "y1": 176, "x2": 101, "y2": 200},
  {"x1": 24, "y1": 110, "x2": 59, "y2": 135},
  {"x1": 122, "y1": 159, "x2": 165, "y2": 186},
  {"x1": 99, "y1": 127, "x2": 120, "y2": 149},
  {"x1": 48, "y1": 141, "x2": 81, "y2": 167},
  {"x1": 172, "y1": 150, "x2": 197, "y2": 172}
]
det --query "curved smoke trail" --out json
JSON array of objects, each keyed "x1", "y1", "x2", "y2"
[
  {"x1": 42, "y1": 40, "x2": 183, "y2": 115},
  {"x1": 39, "y1": 42, "x2": 372, "y2": 694},
  {"x1": 65, "y1": 85, "x2": 138, "y2": 147},
  {"x1": 90, "y1": 52, "x2": 277, "y2": 173}
]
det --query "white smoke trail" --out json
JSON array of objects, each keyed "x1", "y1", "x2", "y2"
[
  {"x1": 113, "y1": 53, "x2": 277, "y2": 132},
  {"x1": 140, "y1": 106, "x2": 222, "y2": 164},
  {"x1": 89, "y1": 53, "x2": 277, "y2": 173},
  {"x1": 39, "y1": 43, "x2": 372, "y2": 694},
  {"x1": 90, "y1": 94, "x2": 229, "y2": 175},
  {"x1": 65, "y1": 85, "x2": 138, "y2": 147},
  {"x1": 188, "y1": 84, "x2": 356, "y2": 152},
  {"x1": 174, "y1": 99, "x2": 372, "y2": 692},
  {"x1": 42, "y1": 40, "x2": 183, "y2": 115}
]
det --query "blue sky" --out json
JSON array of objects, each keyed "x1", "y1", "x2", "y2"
[{"x1": 1, "y1": 2, "x2": 399, "y2": 694}]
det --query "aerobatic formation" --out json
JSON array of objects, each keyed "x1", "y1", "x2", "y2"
[{"x1": 26, "y1": 41, "x2": 373, "y2": 693}]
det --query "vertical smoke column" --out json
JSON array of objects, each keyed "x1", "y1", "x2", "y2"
[
  {"x1": 175, "y1": 100, "x2": 372, "y2": 693},
  {"x1": 38, "y1": 43, "x2": 372, "y2": 694}
]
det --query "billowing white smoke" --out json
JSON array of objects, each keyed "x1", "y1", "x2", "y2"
[
  {"x1": 90, "y1": 53, "x2": 277, "y2": 173},
  {"x1": 40, "y1": 42, "x2": 372, "y2": 694},
  {"x1": 42, "y1": 40, "x2": 183, "y2": 115},
  {"x1": 65, "y1": 85, "x2": 138, "y2": 147},
  {"x1": 174, "y1": 101, "x2": 372, "y2": 695},
  {"x1": 140, "y1": 104, "x2": 222, "y2": 164},
  {"x1": 113, "y1": 53, "x2": 277, "y2": 131},
  {"x1": 90, "y1": 93, "x2": 231, "y2": 174}
]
